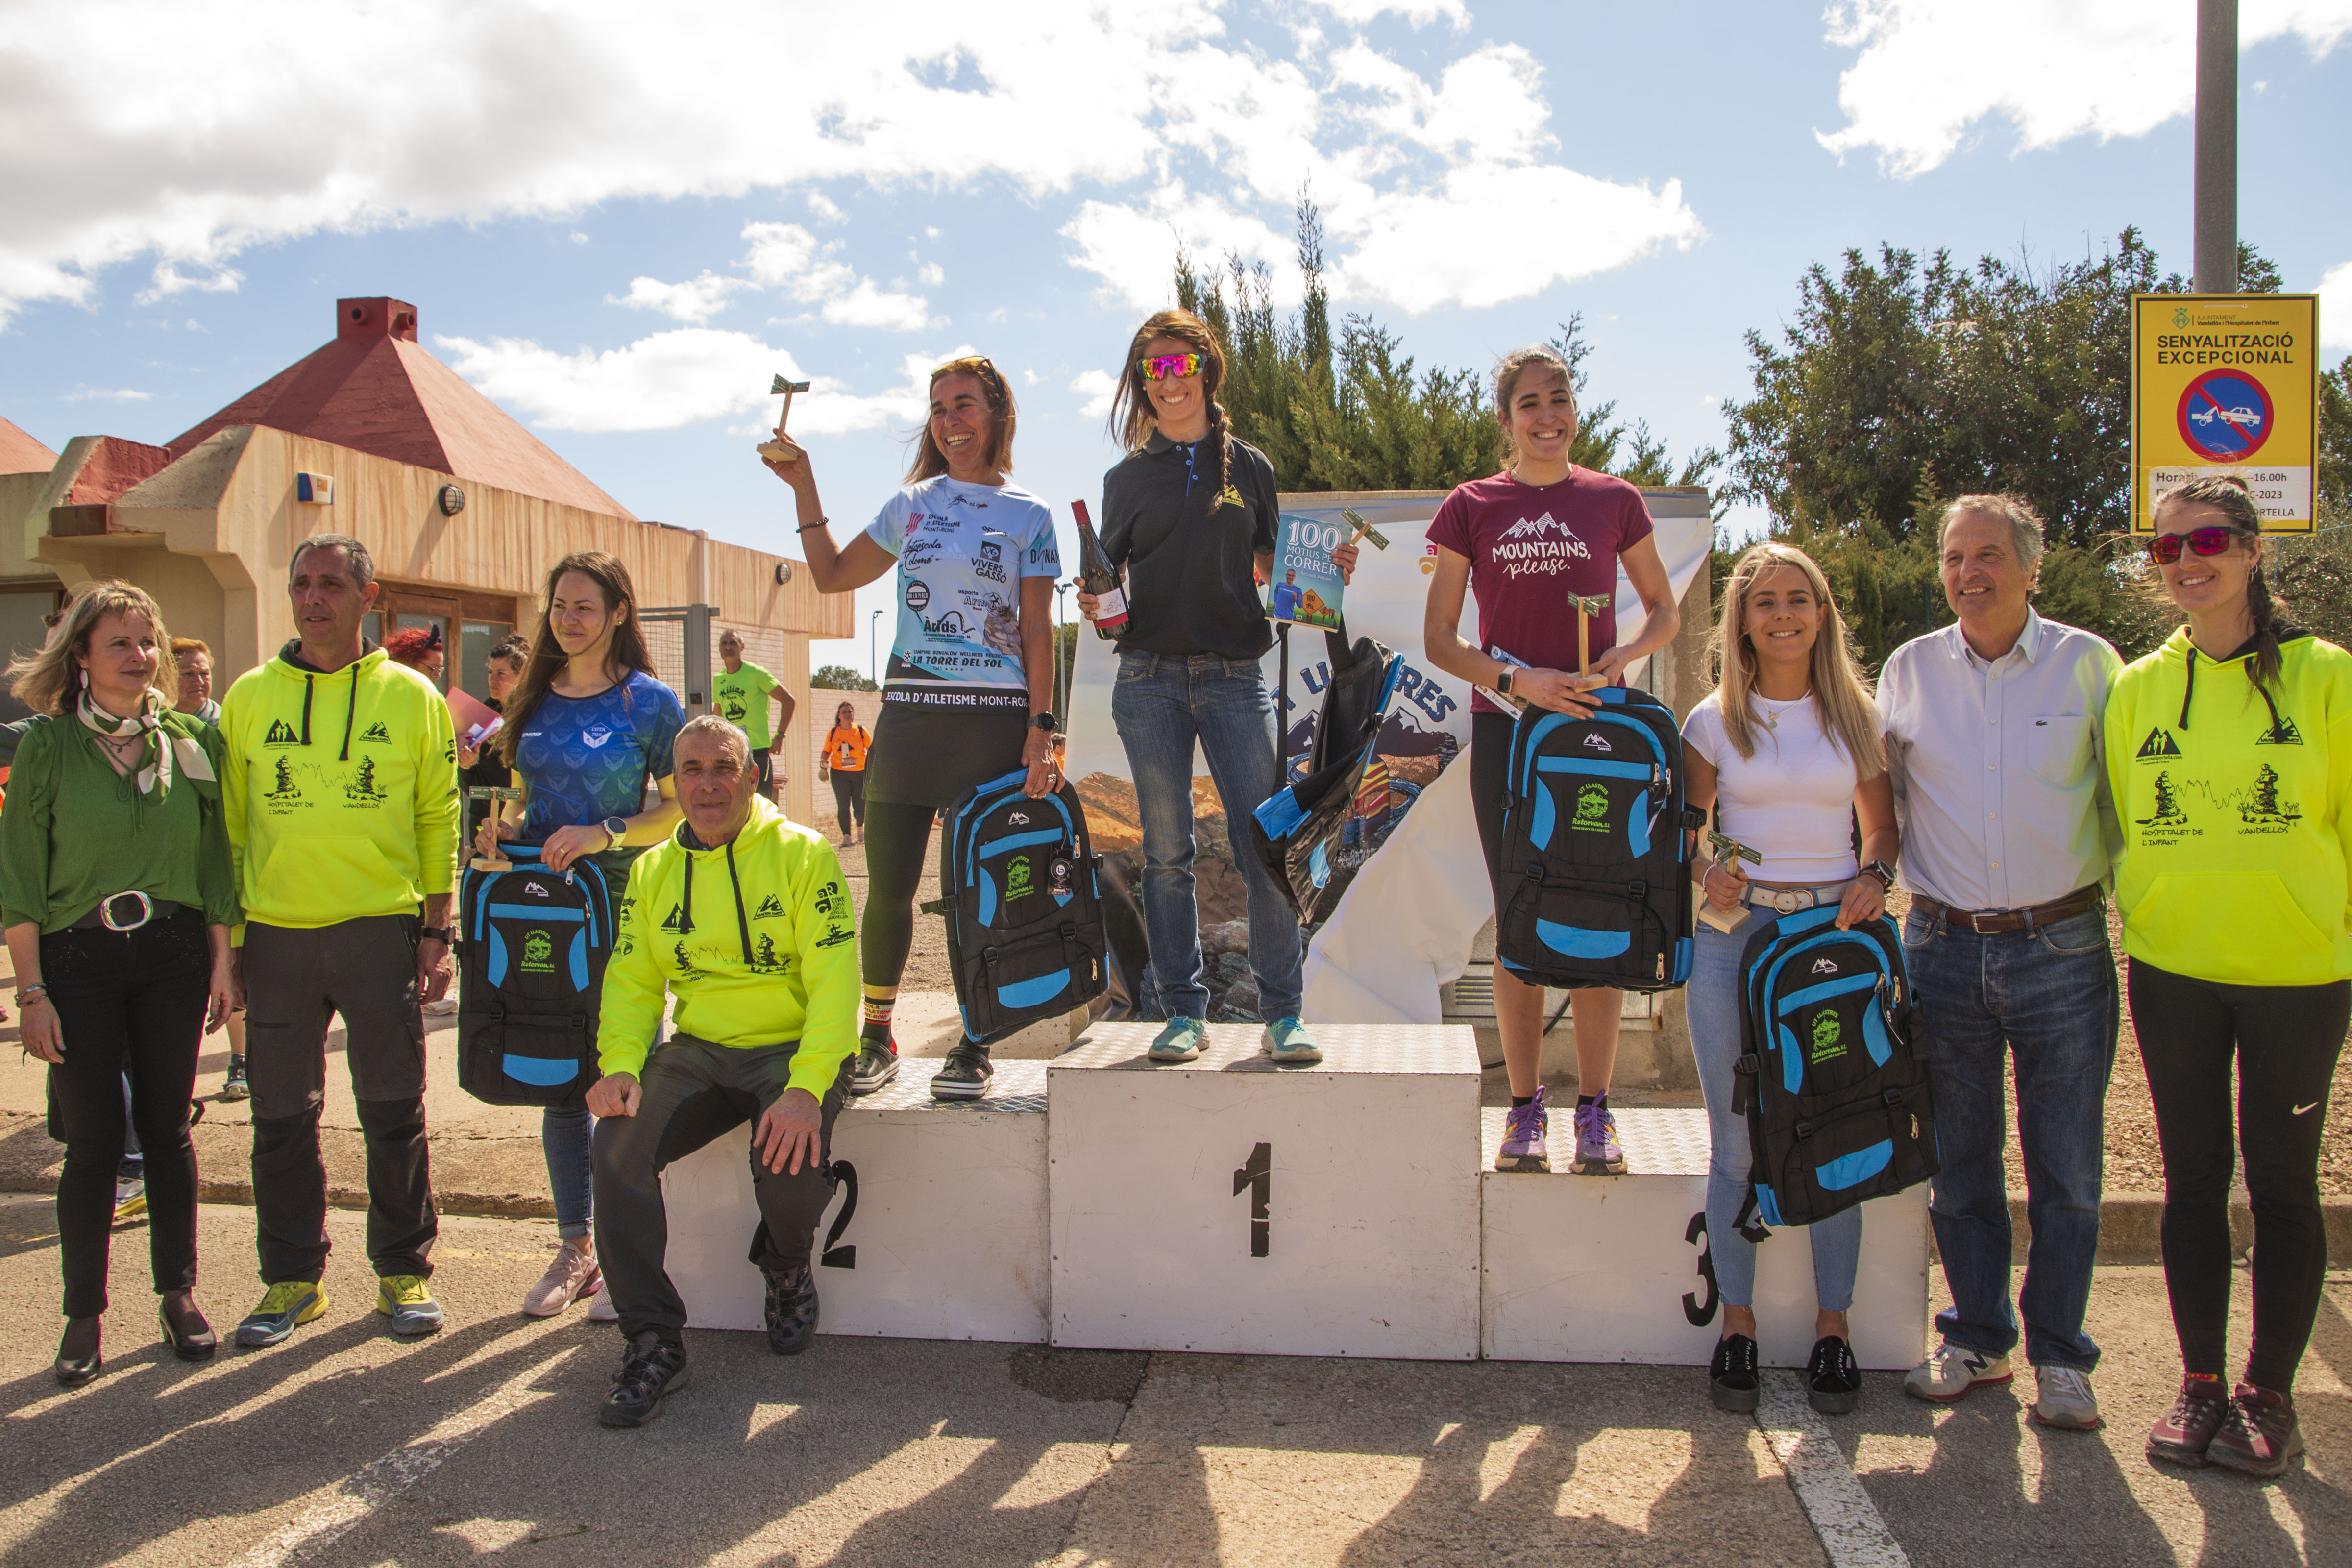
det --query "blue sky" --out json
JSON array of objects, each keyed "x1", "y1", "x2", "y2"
[{"x1": 5, "y1": 0, "x2": 2349, "y2": 680}]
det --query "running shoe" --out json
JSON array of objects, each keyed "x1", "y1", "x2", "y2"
[
  {"x1": 1807, "y1": 1334, "x2": 1862, "y2": 1415},
  {"x1": 522, "y1": 1239, "x2": 601, "y2": 1318},
  {"x1": 1260, "y1": 1017, "x2": 1323, "y2": 1065},
  {"x1": 2031, "y1": 1365, "x2": 2102, "y2": 1431},
  {"x1": 930, "y1": 1041, "x2": 994, "y2": 1100},
  {"x1": 111, "y1": 1177, "x2": 148, "y2": 1227},
  {"x1": 1710, "y1": 1332, "x2": 1761, "y2": 1413},
  {"x1": 375, "y1": 1275, "x2": 445, "y2": 1337},
  {"x1": 1572, "y1": 1099, "x2": 1625, "y2": 1174},
  {"x1": 2207, "y1": 1383, "x2": 2303, "y2": 1477},
  {"x1": 220, "y1": 1056, "x2": 250, "y2": 1101},
  {"x1": 849, "y1": 1036, "x2": 899, "y2": 1096},
  {"x1": 1496, "y1": 1088, "x2": 1549, "y2": 1173},
  {"x1": 587, "y1": 1285, "x2": 618, "y2": 1323},
  {"x1": 422, "y1": 995, "x2": 459, "y2": 1016},
  {"x1": 1903, "y1": 1340, "x2": 2012, "y2": 1403},
  {"x1": 237, "y1": 1280, "x2": 329, "y2": 1347},
  {"x1": 600, "y1": 1331, "x2": 689, "y2": 1428},
  {"x1": 2148, "y1": 1374, "x2": 2230, "y2": 1468},
  {"x1": 1148, "y1": 1017, "x2": 1208, "y2": 1062},
  {"x1": 762, "y1": 1260, "x2": 820, "y2": 1356}
]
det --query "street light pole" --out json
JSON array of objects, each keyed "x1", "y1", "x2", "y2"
[
  {"x1": 870, "y1": 608, "x2": 883, "y2": 690},
  {"x1": 2194, "y1": 0, "x2": 2237, "y2": 293},
  {"x1": 1054, "y1": 580, "x2": 1069, "y2": 723}
]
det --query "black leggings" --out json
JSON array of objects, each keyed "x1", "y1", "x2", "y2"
[
  {"x1": 2128, "y1": 957, "x2": 2349, "y2": 1391},
  {"x1": 830, "y1": 769, "x2": 867, "y2": 832},
  {"x1": 859, "y1": 800, "x2": 935, "y2": 990}
]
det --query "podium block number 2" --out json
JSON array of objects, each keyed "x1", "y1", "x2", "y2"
[{"x1": 1233, "y1": 1142, "x2": 1271, "y2": 1258}]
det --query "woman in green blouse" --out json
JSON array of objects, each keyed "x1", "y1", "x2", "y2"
[{"x1": 2, "y1": 582, "x2": 239, "y2": 1386}]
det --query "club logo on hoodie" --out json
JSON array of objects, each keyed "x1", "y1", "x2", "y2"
[
  {"x1": 264, "y1": 719, "x2": 300, "y2": 747},
  {"x1": 2134, "y1": 727, "x2": 2183, "y2": 762}
]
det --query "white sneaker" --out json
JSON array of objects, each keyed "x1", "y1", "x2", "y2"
[
  {"x1": 2031, "y1": 1365, "x2": 2102, "y2": 1430},
  {"x1": 520, "y1": 1239, "x2": 600, "y2": 1317},
  {"x1": 1902, "y1": 1340, "x2": 2012, "y2": 1403},
  {"x1": 586, "y1": 1286, "x2": 619, "y2": 1323},
  {"x1": 423, "y1": 996, "x2": 459, "y2": 1016}
]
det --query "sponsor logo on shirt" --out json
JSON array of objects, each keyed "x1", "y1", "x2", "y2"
[
  {"x1": 2258, "y1": 718, "x2": 2304, "y2": 745},
  {"x1": 754, "y1": 893, "x2": 787, "y2": 920},
  {"x1": 580, "y1": 726, "x2": 614, "y2": 749},
  {"x1": 360, "y1": 721, "x2": 392, "y2": 745},
  {"x1": 264, "y1": 719, "x2": 300, "y2": 746},
  {"x1": 906, "y1": 579, "x2": 931, "y2": 611},
  {"x1": 1491, "y1": 512, "x2": 1594, "y2": 580},
  {"x1": 661, "y1": 903, "x2": 686, "y2": 932},
  {"x1": 2135, "y1": 726, "x2": 2182, "y2": 761},
  {"x1": 1215, "y1": 483, "x2": 1246, "y2": 512}
]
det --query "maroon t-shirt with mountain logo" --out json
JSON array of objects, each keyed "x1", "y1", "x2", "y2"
[{"x1": 1425, "y1": 467, "x2": 1655, "y2": 715}]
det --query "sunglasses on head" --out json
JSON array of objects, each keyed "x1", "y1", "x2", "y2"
[
  {"x1": 2148, "y1": 525, "x2": 2252, "y2": 564},
  {"x1": 1139, "y1": 352, "x2": 1203, "y2": 381}
]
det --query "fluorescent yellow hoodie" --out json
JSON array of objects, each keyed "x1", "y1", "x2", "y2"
[
  {"x1": 219, "y1": 643, "x2": 461, "y2": 928},
  {"x1": 2104, "y1": 624, "x2": 2352, "y2": 986},
  {"x1": 597, "y1": 796, "x2": 858, "y2": 1098}
]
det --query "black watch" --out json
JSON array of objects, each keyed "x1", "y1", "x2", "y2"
[
  {"x1": 1495, "y1": 668, "x2": 1514, "y2": 697},
  {"x1": 1031, "y1": 711, "x2": 1058, "y2": 732},
  {"x1": 1861, "y1": 861, "x2": 1897, "y2": 892},
  {"x1": 420, "y1": 925, "x2": 454, "y2": 945}
]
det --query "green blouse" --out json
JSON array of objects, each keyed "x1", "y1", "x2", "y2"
[{"x1": 0, "y1": 711, "x2": 241, "y2": 935}]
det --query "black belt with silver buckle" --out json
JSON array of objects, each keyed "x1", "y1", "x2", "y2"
[
  {"x1": 71, "y1": 893, "x2": 180, "y2": 932},
  {"x1": 1911, "y1": 884, "x2": 2101, "y2": 936}
]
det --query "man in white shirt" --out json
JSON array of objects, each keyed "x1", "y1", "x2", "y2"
[{"x1": 1879, "y1": 494, "x2": 2122, "y2": 1432}]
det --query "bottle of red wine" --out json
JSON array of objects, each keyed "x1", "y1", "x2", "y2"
[{"x1": 1072, "y1": 501, "x2": 1128, "y2": 641}]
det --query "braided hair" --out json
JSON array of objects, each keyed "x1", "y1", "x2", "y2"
[
  {"x1": 906, "y1": 356, "x2": 1017, "y2": 483},
  {"x1": 2152, "y1": 473, "x2": 2282, "y2": 690},
  {"x1": 1110, "y1": 309, "x2": 1232, "y2": 498}
]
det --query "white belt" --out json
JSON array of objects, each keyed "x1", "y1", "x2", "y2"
[{"x1": 1744, "y1": 880, "x2": 1853, "y2": 915}]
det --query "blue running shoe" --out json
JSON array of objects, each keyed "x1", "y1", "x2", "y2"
[
  {"x1": 1148, "y1": 1017, "x2": 1208, "y2": 1062},
  {"x1": 1260, "y1": 1017, "x2": 1323, "y2": 1065}
]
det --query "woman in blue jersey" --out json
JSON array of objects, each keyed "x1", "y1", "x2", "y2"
[
  {"x1": 478, "y1": 551, "x2": 683, "y2": 1321},
  {"x1": 766, "y1": 355, "x2": 1060, "y2": 1103}
]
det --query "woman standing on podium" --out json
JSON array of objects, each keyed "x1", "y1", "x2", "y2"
[
  {"x1": 1680, "y1": 542, "x2": 1898, "y2": 1417},
  {"x1": 768, "y1": 354, "x2": 1062, "y2": 1104},
  {"x1": 1421, "y1": 345, "x2": 1680, "y2": 1175}
]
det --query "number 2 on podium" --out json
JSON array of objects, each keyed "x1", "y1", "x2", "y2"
[{"x1": 1233, "y1": 1142, "x2": 1271, "y2": 1258}]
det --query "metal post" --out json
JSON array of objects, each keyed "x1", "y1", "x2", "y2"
[
  {"x1": 870, "y1": 608, "x2": 883, "y2": 688},
  {"x1": 682, "y1": 604, "x2": 713, "y2": 718},
  {"x1": 2194, "y1": 0, "x2": 2237, "y2": 294}
]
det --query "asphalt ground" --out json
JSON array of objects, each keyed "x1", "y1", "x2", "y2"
[{"x1": 1, "y1": 1195, "x2": 2345, "y2": 1567}]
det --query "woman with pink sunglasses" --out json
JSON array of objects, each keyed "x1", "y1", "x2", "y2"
[{"x1": 2106, "y1": 473, "x2": 2352, "y2": 1478}]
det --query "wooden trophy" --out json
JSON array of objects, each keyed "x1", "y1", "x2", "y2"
[
  {"x1": 1339, "y1": 506, "x2": 1391, "y2": 553},
  {"x1": 468, "y1": 786, "x2": 525, "y2": 873},
  {"x1": 1569, "y1": 592, "x2": 1611, "y2": 674},
  {"x1": 1698, "y1": 830, "x2": 1764, "y2": 934},
  {"x1": 757, "y1": 373, "x2": 811, "y2": 464}
]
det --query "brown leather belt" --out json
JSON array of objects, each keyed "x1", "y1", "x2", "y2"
[{"x1": 1909, "y1": 883, "x2": 2102, "y2": 935}]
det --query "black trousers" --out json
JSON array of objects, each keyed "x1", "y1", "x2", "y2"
[
  {"x1": 2128, "y1": 957, "x2": 2349, "y2": 1391},
  {"x1": 829, "y1": 769, "x2": 866, "y2": 832},
  {"x1": 591, "y1": 1034, "x2": 845, "y2": 1342},
  {"x1": 859, "y1": 800, "x2": 933, "y2": 990},
  {"x1": 244, "y1": 916, "x2": 436, "y2": 1284},
  {"x1": 44, "y1": 912, "x2": 210, "y2": 1318}
]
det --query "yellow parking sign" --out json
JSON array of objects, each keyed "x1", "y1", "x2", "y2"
[{"x1": 2132, "y1": 293, "x2": 2320, "y2": 532}]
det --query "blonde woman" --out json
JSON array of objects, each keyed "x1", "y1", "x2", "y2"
[
  {"x1": 1681, "y1": 543, "x2": 1899, "y2": 1416},
  {"x1": 1, "y1": 582, "x2": 239, "y2": 1385}
]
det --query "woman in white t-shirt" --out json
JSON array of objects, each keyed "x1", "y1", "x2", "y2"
[{"x1": 1681, "y1": 542, "x2": 1901, "y2": 1419}]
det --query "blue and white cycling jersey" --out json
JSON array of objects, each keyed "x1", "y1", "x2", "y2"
[{"x1": 864, "y1": 476, "x2": 1060, "y2": 707}]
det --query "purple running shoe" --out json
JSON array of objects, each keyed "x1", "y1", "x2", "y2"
[
  {"x1": 1574, "y1": 1099, "x2": 1626, "y2": 1174},
  {"x1": 1497, "y1": 1086, "x2": 1549, "y2": 1172}
]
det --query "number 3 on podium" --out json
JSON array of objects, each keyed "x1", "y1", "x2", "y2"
[{"x1": 1233, "y1": 1142, "x2": 1271, "y2": 1258}]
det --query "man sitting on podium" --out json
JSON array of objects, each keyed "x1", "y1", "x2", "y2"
[{"x1": 585, "y1": 715, "x2": 858, "y2": 1428}]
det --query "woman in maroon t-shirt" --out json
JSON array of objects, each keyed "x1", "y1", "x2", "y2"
[{"x1": 1421, "y1": 345, "x2": 1680, "y2": 1176}]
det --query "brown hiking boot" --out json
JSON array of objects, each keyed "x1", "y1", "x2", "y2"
[{"x1": 2147, "y1": 1373, "x2": 2229, "y2": 1468}]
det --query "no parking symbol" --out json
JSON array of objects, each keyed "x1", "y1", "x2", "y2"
[{"x1": 2175, "y1": 368, "x2": 2275, "y2": 462}]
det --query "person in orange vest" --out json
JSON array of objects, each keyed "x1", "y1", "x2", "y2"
[{"x1": 818, "y1": 701, "x2": 870, "y2": 849}]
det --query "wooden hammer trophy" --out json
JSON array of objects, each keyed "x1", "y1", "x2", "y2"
[
  {"x1": 1698, "y1": 830, "x2": 1764, "y2": 934},
  {"x1": 468, "y1": 786, "x2": 525, "y2": 873},
  {"x1": 757, "y1": 373, "x2": 811, "y2": 464},
  {"x1": 1339, "y1": 507, "x2": 1391, "y2": 554},
  {"x1": 1569, "y1": 592, "x2": 1611, "y2": 675}
]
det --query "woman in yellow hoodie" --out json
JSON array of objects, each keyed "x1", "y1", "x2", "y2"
[{"x1": 2105, "y1": 475, "x2": 2351, "y2": 1478}]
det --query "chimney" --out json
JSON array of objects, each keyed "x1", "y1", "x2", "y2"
[{"x1": 337, "y1": 296, "x2": 418, "y2": 343}]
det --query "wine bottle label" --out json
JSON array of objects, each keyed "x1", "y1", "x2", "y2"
[{"x1": 1095, "y1": 587, "x2": 1127, "y2": 621}]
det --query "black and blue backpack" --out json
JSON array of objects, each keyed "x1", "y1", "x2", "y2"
[
  {"x1": 457, "y1": 845, "x2": 615, "y2": 1108},
  {"x1": 1733, "y1": 905, "x2": 1937, "y2": 1228},
  {"x1": 1492, "y1": 687, "x2": 1696, "y2": 992},
  {"x1": 924, "y1": 770, "x2": 1107, "y2": 1044}
]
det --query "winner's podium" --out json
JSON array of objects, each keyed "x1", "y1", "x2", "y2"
[
  {"x1": 1478, "y1": 1107, "x2": 1930, "y2": 1369},
  {"x1": 1048, "y1": 1023, "x2": 1482, "y2": 1360},
  {"x1": 660, "y1": 1060, "x2": 1050, "y2": 1343}
]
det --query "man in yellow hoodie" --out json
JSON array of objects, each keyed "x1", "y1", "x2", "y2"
[
  {"x1": 586, "y1": 715, "x2": 857, "y2": 1428},
  {"x1": 219, "y1": 535, "x2": 461, "y2": 1348}
]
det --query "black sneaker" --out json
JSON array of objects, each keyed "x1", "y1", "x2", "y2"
[
  {"x1": 221, "y1": 1056, "x2": 250, "y2": 1101},
  {"x1": 1807, "y1": 1334, "x2": 1862, "y2": 1415},
  {"x1": 1710, "y1": 1332, "x2": 1761, "y2": 1413},
  {"x1": 849, "y1": 1037, "x2": 899, "y2": 1096},
  {"x1": 762, "y1": 1260, "x2": 820, "y2": 1356},
  {"x1": 929, "y1": 1041, "x2": 993, "y2": 1101},
  {"x1": 599, "y1": 1331, "x2": 688, "y2": 1428}
]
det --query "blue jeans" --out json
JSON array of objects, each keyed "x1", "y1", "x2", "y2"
[
  {"x1": 1903, "y1": 903, "x2": 2117, "y2": 1371},
  {"x1": 1687, "y1": 915, "x2": 1863, "y2": 1311},
  {"x1": 1111, "y1": 651, "x2": 1303, "y2": 1022},
  {"x1": 544, "y1": 1108, "x2": 594, "y2": 1241}
]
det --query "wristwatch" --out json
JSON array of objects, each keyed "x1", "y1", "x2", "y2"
[
  {"x1": 1031, "y1": 711, "x2": 1058, "y2": 732},
  {"x1": 1495, "y1": 668, "x2": 1515, "y2": 697},
  {"x1": 420, "y1": 926, "x2": 454, "y2": 945},
  {"x1": 601, "y1": 816, "x2": 628, "y2": 850},
  {"x1": 1861, "y1": 860, "x2": 1897, "y2": 892}
]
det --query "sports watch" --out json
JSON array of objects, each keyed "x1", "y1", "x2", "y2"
[
  {"x1": 602, "y1": 816, "x2": 629, "y2": 851},
  {"x1": 1861, "y1": 860, "x2": 1897, "y2": 892},
  {"x1": 1031, "y1": 711, "x2": 1058, "y2": 732},
  {"x1": 420, "y1": 925, "x2": 454, "y2": 945},
  {"x1": 1495, "y1": 668, "x2": 1515, "y2": 697}
]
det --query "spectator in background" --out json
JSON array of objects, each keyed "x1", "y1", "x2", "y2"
[
  {"x1": 385, "y1": 624, "x2": 445, "y2": 685},
  {"x1": 457, "y1": 633, "x2": 527, "y2": 849},
  {"x1": 172, "y1": 636, "x2": 248, "y2": 1095},
  {"x1": 714, "y1": 630, "x2": 795, "y2": 805},
  {"x1": 819, "y1": 700, "x2": 869, "y2": 848}
]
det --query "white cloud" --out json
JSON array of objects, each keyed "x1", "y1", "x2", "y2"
[
  {"x1": 2321, "y1": 261, "x2": 2352, "y2": 352},
  {"x1": 1071, "y1": 369, "x2": 1119, "y2": 421},
  {"x1": 608, "y1": 271, "x2": 746, "y2": 324},
  {"x1": 431, "y1": 328, "x2": 960, "y2": 437},
  {"x1": 918, "y1": 262, "x2": 944, "y2": 286},
  {"x1": 136, "y1": 261, "x2": 241, "y2": 304},
  {"x1": 568, "y1": 231, "x2": 590, "y2": 245},
  {"x1": 1818, "y1": 0, "x2": 2352, "y2": 177},
  {"x1": 63, "y1": 386, "x2": 153, "y2": 402},
  {"x1": 0, "y1": 0, "x2": 1702, "y2": 328}
]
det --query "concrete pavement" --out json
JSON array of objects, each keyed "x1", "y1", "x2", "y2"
[{"x1": 0, "y1": 1196, "x2": 2344, "y2": 1567}]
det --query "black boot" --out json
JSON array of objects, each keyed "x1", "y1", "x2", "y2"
[
  {"x1": 54, "y1": 1316, "x2": 103, "y2": 1389},
  {"x1": 763, "y1": 1260, "x2": 820, "y2": 1356},
  {"x1": 598, "y1": 1330, "x2": 688, "y2": 1428}
]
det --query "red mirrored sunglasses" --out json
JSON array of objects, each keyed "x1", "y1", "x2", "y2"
[{"x1": 2148, "y1": 525, "x2": 2252, "y2": 564}]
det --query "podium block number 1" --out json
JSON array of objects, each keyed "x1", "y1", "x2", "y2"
[{"x1": 1233, "y1": 1142, "x2": 1271, "y2": 1258}]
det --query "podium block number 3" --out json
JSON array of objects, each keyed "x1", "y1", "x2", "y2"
[{"x1": 1233, "y1": 1142, "x2": 1271, "y2": 1258}]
